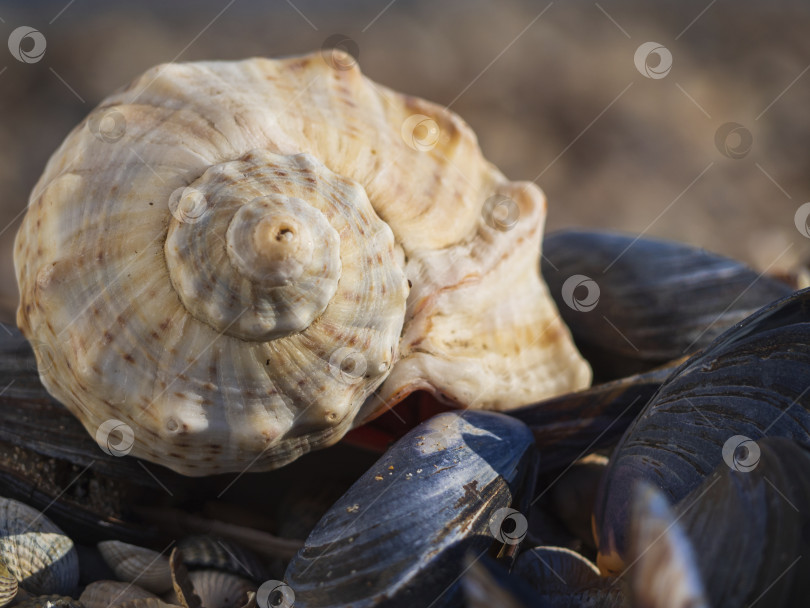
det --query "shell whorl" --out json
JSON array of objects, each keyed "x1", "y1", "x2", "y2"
[{"x1": 165, "y1": 151, "x2": 366, "y2": 342}]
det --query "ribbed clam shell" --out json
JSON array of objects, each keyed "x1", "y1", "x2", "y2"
[
  {"x1": 595, "y1": 288, "x2": 810, "y2": 572},
  {"x1": 79, "y1": 580, "x2": 158, "y2": 608},
  {"x1": 285, "y1": 410, "x2": 536, "y2": 607},
  {"x1": 0, "y1": 497, "x2": 79, "y2": 596},
  {"x1": 176, "y1": 537, "x2": 266, "y2": 582},
  {"x1": 97, "y1": 541, "x2": 172, "y2": 594},
  {"x1": 14, "y1": 52, "x2": 589, "y2": 476},
  {"x1": 0, "y1": 555, "x2": 17, "y2": 608},
  {"x1": 167, "y1": 571, "x2": 254, "y2": 608},
  {"x1": 114, "y1": 600, "x2": 180, "y2": 608}
]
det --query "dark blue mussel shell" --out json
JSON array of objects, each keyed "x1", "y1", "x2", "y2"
[
  {"x1": 595, "y1": 287, "x2": 810, "y2": 573},
  {"x1": 542, "y1": 230, "x2": 793, "y2": 380},
  {"x1": 285, "y1": 411, "x2": 537, "y2": 607}
]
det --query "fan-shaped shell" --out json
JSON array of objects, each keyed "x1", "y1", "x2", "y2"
[
  {"x1": 97, "y1": 541, "x2": 172, "y2": 594},
  {"x1": 176, "y1": 536, "x2": 265, "y2": 582},
  {"x1": 79, "y1": 580, "x2": 159, "y2": 608},
  {"x1": 165, "y1": 570, "x2": 255, "y2": 608},
  {"x1": 14, "y1": 51, "x2": 589, "y2": 475},
  {"x1": 0, "y1": 497, "x2": 79, "y2": 597},
  {"x1": 0, "y1": 555, "x2": 17, "y2": 608}
]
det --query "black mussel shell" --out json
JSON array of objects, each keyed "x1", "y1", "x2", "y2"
[
  {"x1": 674, "y1": 438, "x2": 810, "y2": 607},
  {"x1": 542, "y1": 230, "x2": 792, "y2": 380},
  {"x1": 594, "y1": 288, "x2": 810, "y2": 573},
  {"x1": 285, "y1": 411, "x2": 537, "y2": 607}
]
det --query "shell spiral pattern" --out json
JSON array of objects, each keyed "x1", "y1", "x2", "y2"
[{"x1": 14, "y1": 51, "x2": 590, "y2": 475}]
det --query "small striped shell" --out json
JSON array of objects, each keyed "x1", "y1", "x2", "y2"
[
  {"x1": 165, "y1": 571, "x2": 255, "y2": 608},
  {"x1": 97, "y1": 541, "x2": 172, "y2": 595},
  {"x1": 0, "y1": 497, "x2": 79, "y2": 596},
  {"x1": 0, "y1": 555, "x2": 17, "y2": 608},
  {"x1": 176, "y1": 537, "x2": 265, "y2": 582},
  {"x1": 114, "y1": 601, "x2": 180, "y2": 608},
  {"x1": 79, "y1": 581, "x2": 159, "y2": 608},
  {"x1": 14, "y1": 51, "x2": 590, "y2": 475}
]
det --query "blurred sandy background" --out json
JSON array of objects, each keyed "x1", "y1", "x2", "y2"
[{"x1": 0, "y1": 0, "x2": 809, "y2": 321}]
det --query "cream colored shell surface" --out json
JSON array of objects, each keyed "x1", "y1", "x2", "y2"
[{"x1": 14, "y1": 51, "x2": 590, "y2": 476}]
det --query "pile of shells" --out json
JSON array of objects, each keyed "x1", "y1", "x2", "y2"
[{"x1": 4, "y1": 51, "x2": 810, "y2": 607}]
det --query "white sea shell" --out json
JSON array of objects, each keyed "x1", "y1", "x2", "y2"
[
  {"x1": 0, "y1": 497, "x2": 79, "y2": 596},
  {"x1": 97, "y1": 541, "x2": 173, "y2": 595},
  {"x1": 79, "y1": 580, "x2": 159, "y2": 608},
  {"x1": 14, "y1": 51, "x2": 591, "y2": 475}
]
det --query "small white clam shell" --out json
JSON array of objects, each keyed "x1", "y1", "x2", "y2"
[
  {"x1": 97, "y1": 541, "x2": 173, "y2": 595},
  {"x1": 79, "y1": 580, "x2": 159, "y2": 608},
  {"x1": 0, "y1": 497, "x2": 78, "y2": 596}
]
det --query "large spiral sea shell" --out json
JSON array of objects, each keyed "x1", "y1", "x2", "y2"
[{"x1": 14, "y1": 51, "x2": 590, "y2": 475}]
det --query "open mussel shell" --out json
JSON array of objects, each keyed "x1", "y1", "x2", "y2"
[
  {"x1": 594, "y1": 288, "x2": 810, "y2": 574},
  {"x1": 542, "y1": 230, "x2": 792, "y2": 380},
  {"x1": 0, "y1": 497, "x2": 79, "y2": 596},
  {"x1": 673, "y1": 438, "x2": 810, "y2": 607},
  {"x1": 627, "y1": 484, "x2": 710, "y2": 608},
  {"x1": 285, "y1": 411, "x2": 537, "y2": 607}
]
